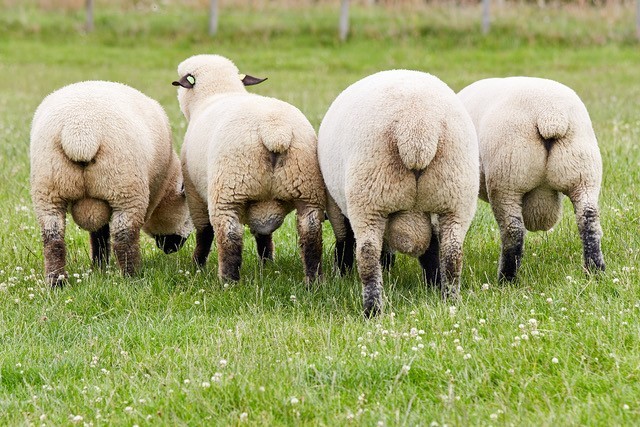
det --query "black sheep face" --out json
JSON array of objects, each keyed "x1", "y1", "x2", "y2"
[{"x1": 154, "y1": 234, "x2": 188, "y2": 254}]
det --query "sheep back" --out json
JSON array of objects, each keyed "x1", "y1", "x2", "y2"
[
  {"x1": 182, "y1": 92, "x2": 324, "y2": 220},
  {"x1": 318, "y1": 69, "x2": 479, "y2": 230},
  {"x1": 30, "y1": 81, "x2": 182, "y2": 233},
  {"x1": 458, "y1": 77, "x2": 602, "y2": 230}
]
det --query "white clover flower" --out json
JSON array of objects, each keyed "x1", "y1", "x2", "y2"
[
  {"x1": 290, "y1": 295, "x2": 297, "y2": 302},
  {"x1": 290, "y1": 396, "x2": 299, "y2": 405},
  {"x1": 490, "y1": 413, "x2": 498, "y2": 420},
  {"x1": 194, "y1": 300, "x2": 200, "y2": 305},
  {"x1": 449, "y1": 306, "x2": 457, "y2": 316},
  {"x1": 552, "y1": 357, "x2": 559, "y2": 364},
  {"x1": 401, "y1": 365, "x2": 410, "y2": 374},
  {"x1": 211, "y1": 372, "x2": 223, "y2": 382},
  {"x1": 546, "y1": 298, "x2": 553, "y2": 304},
  {"x1": 463, "y1": 353, "x2": 471, "y2": 360},
  {"x1": 240, "y1": 412, "x2": 248, "y2": 421},
  {"x1": 201, "y1": 381, "x2": 211, "y2": 388},
  {"x1": 481, "y1": 283, "x2": 490, "y2": 291},
  {"x1": 219, "y1": 359, "x2": 228, "y2": 368},
  {"x1": 124, "y1": 406, "x2": 133, "y2": 413},
  {"x1": 70, "y1": 415, "x2": 83, "y2": 423}
]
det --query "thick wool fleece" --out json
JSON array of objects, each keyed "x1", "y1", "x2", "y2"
[
  {"x1": 458, "y1": 76, "x2": 605, "y2": 281},
  {"x1": 30, "y1": 81, "x2": 191, "y2": 286},
  {"x1": 175, "y1": 54, "x2": 325, "y2": 284},
  {"x1": 318, "y1": 69, "x2": 479, "y2": 317}
]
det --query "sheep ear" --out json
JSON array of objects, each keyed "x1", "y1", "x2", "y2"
[
  {"x1": 172, "y1": 74, "x2": 195, "y2": 89},
  {"x1": 240, "y1": 74, "x2": 267, "y2": 86}
]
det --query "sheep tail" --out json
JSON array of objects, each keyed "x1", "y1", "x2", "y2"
[
  {"x1": 391, "y1": 112, "x2": 439, "y2": 171},
  {"x1": 259, "y1": 117, "x2": 293, "y2": 154},
  {"x1": 60, "y1": 119, "x2": 102, "y2": 163},
  {"x1": 536, "y1": 107, "x2": 569, "y2": 142}
]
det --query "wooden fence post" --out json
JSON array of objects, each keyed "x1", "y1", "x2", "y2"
[
  {"x1": 339, "y1": 0, "x2": 350, "y2": 41},
  {"x1": 209, "y1": 0, "x2": 219, "y2": 36},
  {"x1": 482, "y1": 0, "x2": 491, "y2": 34},
  {"x1": 637, "y1": 0, "x2": 640, "y2": 41},
  {"x1": 85, "y1": 0, "x2": 94, "y2": 32}
]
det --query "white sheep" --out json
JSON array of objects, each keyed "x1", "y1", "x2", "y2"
[
  {"x1": 173, "y1": 54, "x2": 325, "y2": 284},
  {"x1": 318, "y1": 69, "x2": 479, "y2": 317},
  {"x1": 458, "y1": 76, "x2": 605, "y2": 281},
  {"x1": 30, "y1": 80, "x2": 192, "y2": 286}
]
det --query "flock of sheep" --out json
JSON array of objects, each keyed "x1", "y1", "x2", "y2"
[{"x1": 29, "y1": 54, "x2": 605, "y2": 317}]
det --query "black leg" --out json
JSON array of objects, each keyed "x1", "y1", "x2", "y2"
[
  {"x1": 193, "y1": 224, "x2": 214, "y2": 267},
  {"x1": 335, "y1": 216, "x2": 356, "y2": 275},
  {"x1": 255, "y1": 233, "x2": 274, "y2": 262},
  {"x1": 90, "y1": 224, "x2": 110, "y2": 268},
  {"x1": 419, "y1": 232, "x2": 440, "y2": 287}
]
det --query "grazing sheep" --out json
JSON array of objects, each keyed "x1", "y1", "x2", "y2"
[
  {"x1": 30, "y1": 81, "x2": 192, "y2": 286},
  {"x1": 318, "y1": 69, "x2": 479, "y2": 317},
  {"x1": 173, "y1": 54, "x2": 325, "y2": 284},
  {"x1": 458, "y1": 76, "x2": 605, "y2": 281}
]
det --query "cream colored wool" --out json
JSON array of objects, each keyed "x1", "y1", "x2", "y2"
[
  {"x1": 30, "y1": 81, "x2": 192, "y2": 286},
  {"x1": 318, "y1": 69, "x2": 479, "y2": 317},
  {"x1": 175, "y1": 54, "x2": 325, "y2": 284},
  {"x1": 458, "y1": 76, "x2": 605, "y2": 281}
]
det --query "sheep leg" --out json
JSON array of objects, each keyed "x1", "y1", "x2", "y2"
[
  {"x1": 437, "y1": 214, "x2": 466, "y2": 300},
  {"x1": 194, "y1": 225, "x2": 214, "y2": 267},
  {"x1": 491, "y1": 196, "x2": 526, "y2": 282},
  {"x1": 212, "y1": 212, "x2": 244, "y2": 282},
  {"x1": 568, "y1": 189, "x2": 605, "y2": 273},
  {"x1": 296, "y1": 203, "x2": 324, "y2": 285},
  {"x1": 380, "y1": 241, "x2": 395, "y2": 271},
  {"x1": 326, "y1": 195, "x2": 355, "y2": 274},
  {"x1": 110, "y1": 210, "x2": 142, "y2": 277},
  {"x1": 351, "y1": 215, "x2": 386, "y2": 318},
  {"x1": 255, "y1": 233, "x2": 274, "y2": 262},
  {"x1": 419, "y1": 228, "x2": 440, "y2": 287},
  {"x1": 89, "y1": 224, "x2": 110, "y2": 268},
  {"x1": 184, "y1": 174, "x2": 213, "y2": 267},
  {"x1": 36, "y1": 202, "x2": 68, "y2": 287}
]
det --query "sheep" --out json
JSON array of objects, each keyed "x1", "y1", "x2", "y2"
[
  {"x1": 318, "y1": 69, "x2": 479, "y2": 317},
  {"x1": 30, "y1": 80, "x2": 192, "y2": 287},
  {"x1": 457, "y1": 76, "x2": 605, "y2": 281},
  {"x1": 173, "y1": 54, "x2": 325, "y2": 284}
]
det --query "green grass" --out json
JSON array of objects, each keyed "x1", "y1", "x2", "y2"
[{"x1": 1, "y1": 2, "x2": 640, "y2": 425}]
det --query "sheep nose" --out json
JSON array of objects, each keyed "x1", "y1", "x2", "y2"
[{"x1": 155, "y1": 235, "x2": 187, "y2": 254}]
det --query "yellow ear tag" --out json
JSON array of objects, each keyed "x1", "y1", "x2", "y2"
[
  {"x1": 239, "y1": 74, "x2": 246, "y2": 81},
  {"x1": 186, "y1": 75, "x2": 196, "y2": 85}
]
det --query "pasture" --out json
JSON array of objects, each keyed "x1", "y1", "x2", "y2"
[{"x1": 1, "y1": 2, "x2": 639, "y2": 425}]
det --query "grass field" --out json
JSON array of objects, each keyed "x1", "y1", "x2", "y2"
[{"x1": 1, "y1": 2, "x2": 640, "y2": 425}]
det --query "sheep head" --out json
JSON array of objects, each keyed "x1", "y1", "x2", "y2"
[
  {"x1": 143, "y1": 159, "x2": 193, "y2": 253},
  {"x1": 173, "y1": 54, "x2": 267, "y2": 121}
]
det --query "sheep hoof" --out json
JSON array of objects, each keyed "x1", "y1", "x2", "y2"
[
  {"x1": 363, "y1": 301, "x2": 382, "y2": 318},
  {"x1": 46, "y1": 272, "x2": 68, "y2": 288},
  {"x1": 584, "y1": 258, "x2": 606, "y2": 275}
]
